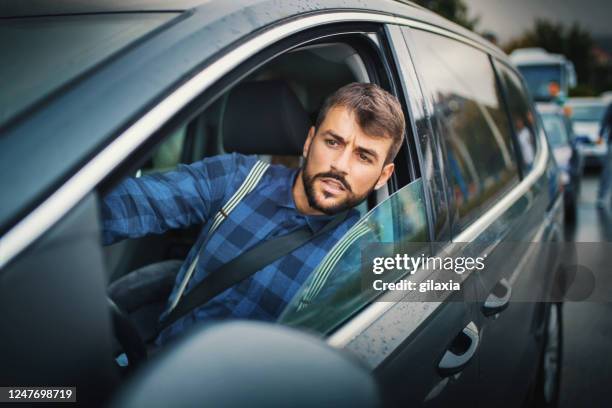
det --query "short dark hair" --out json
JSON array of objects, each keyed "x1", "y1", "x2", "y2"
[{"x1": 315, "y1": 82, "x2": 405, "y2": 164}]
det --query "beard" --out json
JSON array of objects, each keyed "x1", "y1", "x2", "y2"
[{"x1": 301, "y1": 157, "x2": 377, "y2": 215}]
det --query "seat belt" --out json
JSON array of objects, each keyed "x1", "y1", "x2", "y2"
[
  {"x1": 166, "y1": 160, "x2": 270, "y2": 313},
  {"x1": 158, "y1": 209, "x2": 348, "y2": 332}
]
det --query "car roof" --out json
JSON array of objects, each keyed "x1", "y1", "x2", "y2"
[
  {"x1": 0, "y1": 0, "x2": 511, "y2": 238},
  {"x1": 509, "y1": 47, "x2": 568, "y2": 66}
]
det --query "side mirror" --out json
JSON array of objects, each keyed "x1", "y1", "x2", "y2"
[{"x1": 111, "y1": 321, "x2": 381, "y2": 408}]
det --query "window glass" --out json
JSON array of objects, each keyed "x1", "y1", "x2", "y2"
[
  {"x1": 497, "y1": 63, "x2": 538, "y2": 172},
  {"x1": 409, "y1": 31, "x2": 519, "y2": 233},
  {"x1": 279, "y1": 178, "x2": 429, "y2": 335},
  {"x1": 541, "y1": 114, "x2": 569, "y2": 147},
  {"x1": 135, "y1": 126, "x2": 187, "y2": 178},
  {"x1": 396, "y1": 25, "x2": 451, "y2": 241},
  {"x1": 139, "y1": 126, "x2": 188, "y2": 175}
]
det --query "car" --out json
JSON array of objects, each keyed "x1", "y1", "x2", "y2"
[
  {"x1": 566, "y1": 97, "x2": 608, "y2": 167},
  {"x1": 0, "y1": 1, "x2": 565, "y2": 407},
  {"x1": 537, "y1": 102, "x2": 584, "y2": 222}
]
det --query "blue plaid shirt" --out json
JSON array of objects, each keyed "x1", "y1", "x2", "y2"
[{"x1": 101, "y1": 153, "x2": 359, "y2": 345}]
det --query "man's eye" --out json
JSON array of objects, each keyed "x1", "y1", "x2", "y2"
[
  {"x1": 359, "y1": 153, "x2": 371, "y2": 162},
  {"x1": 326, "y1": 139, "x2": 338, "y2": 147}
]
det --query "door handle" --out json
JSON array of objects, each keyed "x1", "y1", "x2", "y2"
[
  {"x1": 437, "y1": 321, "x2": 479, "y2": 377},
  {"x1": 482, "y1": 278, "x2": 512, "y2": 317}
]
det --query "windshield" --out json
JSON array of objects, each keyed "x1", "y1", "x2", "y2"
[
  {"x1": 541, "y1": 113, "x2": 570, "y2": 147},
  {"x1": 518, "y1": 64, "x2": 563, "y2": 101},
  {"x1": 0, "y1": 13, "x2": 177, "y2": 126},
  {"x1": 569, "y1": 104, "x2": 606, "y2": 122}
]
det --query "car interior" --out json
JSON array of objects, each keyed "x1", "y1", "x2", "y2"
[{"x1": 101, "y1": 35, "x2": 399, "y2": 358}]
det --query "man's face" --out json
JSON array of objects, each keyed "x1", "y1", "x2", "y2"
[{"x1": 300, "y1": 106, "x2": 395, "y2": 215}]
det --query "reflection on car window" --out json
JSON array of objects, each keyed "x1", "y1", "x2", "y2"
[
  {"x1": 279, "y1": 178, "x2": 428, "y2": 335},
  {"x1": 542, "y1": 114, "x2": 569, "y2": 147},
  {"x1": 410, "y1": 30, "x2": 519, "y2": 234},
  {"x1": 138, "y1": 126, "x2": 187, "y2": 176},
  {"x1": 497, "y1": 63, "x2": 539, "y2": 171}
]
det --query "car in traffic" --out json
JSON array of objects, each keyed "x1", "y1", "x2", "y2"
[
  {"x1": 0, "y1": 1, "x2": 564, "y2": 407},
  {"x1": 537, "y1": 103, "x2": 584, "y2": 222},
  {"x1": 566, "y1": 97, "x2": 608, "y2": 167}
]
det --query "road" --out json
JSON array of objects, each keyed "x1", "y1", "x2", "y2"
[{"x1": 560, "y1": 170, "x2": 612, "y2": 408}]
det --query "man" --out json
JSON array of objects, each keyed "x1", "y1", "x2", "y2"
[
  {"x1": 102, "y1": 82, "x2": 405, "y2": 345},
  {"x1": 596, "y1": 101, "x2": 612, "y2": 209}
]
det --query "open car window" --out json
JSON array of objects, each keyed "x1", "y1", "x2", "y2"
[
  {"x1": 279, "y1": 178, "x2": 429, "y2": 335},
  {"x1": 102, "y1": 33, "x2": 391, "y2": 285}
]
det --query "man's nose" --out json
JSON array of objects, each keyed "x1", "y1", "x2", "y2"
[{"x1": 331, "y1": 148, "x2": 351, "y2": 174}]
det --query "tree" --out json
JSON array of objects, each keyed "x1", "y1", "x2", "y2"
[{"x1": 412, "y1": 0, "x2": 479, "y2": 30}]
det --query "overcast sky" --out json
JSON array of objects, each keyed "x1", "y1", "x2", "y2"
[{"x1": 463, "y1": 0, "x2": 612, "y2": 43}]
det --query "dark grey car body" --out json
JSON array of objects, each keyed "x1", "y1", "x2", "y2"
[{"x1": 0, "y1": 1, "x2": 564, "y2": 407}]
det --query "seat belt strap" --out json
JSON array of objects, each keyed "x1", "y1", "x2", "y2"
[
  {"x1": 167, "y1": 160, "x2": 270, "y2": 313},
  {"x1": 159, "y1": 210, "x2": 348, "y2": 331}
]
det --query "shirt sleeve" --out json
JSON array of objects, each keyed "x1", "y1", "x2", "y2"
[{"x1": 100, "y1": 153, "x2": 255, "y2": 245}]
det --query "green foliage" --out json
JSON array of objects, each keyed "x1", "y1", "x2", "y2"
[
  {"x1": 412, "y1": 0, "x2": 479, "y2": 30},
  {"x1": 569, "y1": 84, "x2": 597, "y2": 97}
]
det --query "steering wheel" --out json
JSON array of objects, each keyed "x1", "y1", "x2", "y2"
[{"x1": 108, "y1": 297, "x2": 148, "y2": 369}]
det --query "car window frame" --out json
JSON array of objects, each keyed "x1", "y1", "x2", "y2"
[
  {"x1": 98, "y1": 23, "x2": 417, "y2": 281},
  {"x1": 101, "y1": 21, "x2": 422, "y2": 320}
]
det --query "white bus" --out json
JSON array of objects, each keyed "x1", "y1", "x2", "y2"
[{"x1": 510, "y1": 47, "x2": 577, "y2": 103}]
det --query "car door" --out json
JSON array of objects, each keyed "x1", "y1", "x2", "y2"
[
  {"x1": 472, "y1": 61, "x2": 564, "y2": 408},
  {"x1": 0, "y1": 195, "x2": 120, "y2": 405}
]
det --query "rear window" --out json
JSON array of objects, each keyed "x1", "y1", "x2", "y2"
[{"x1": 0, "y1": 13, "x2": 177, "y2": 125}]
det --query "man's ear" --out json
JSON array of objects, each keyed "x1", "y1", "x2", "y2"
[
  {"x1": 375, "y1": 162, "x2": 395, "y2": 190},
  {"x1": 303, "y1": 126, "x2": 315, "y2": 159}
]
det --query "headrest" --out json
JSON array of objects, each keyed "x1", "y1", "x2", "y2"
[{"x1": 222, "y1": 81, "x2": 311, "y2": 155}]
